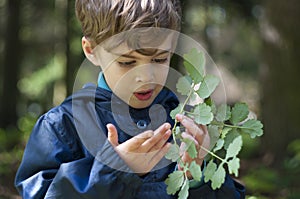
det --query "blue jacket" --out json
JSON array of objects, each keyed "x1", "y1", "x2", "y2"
[{"x1": 15, "y1": 85, "x2": 245, "y2": 198}]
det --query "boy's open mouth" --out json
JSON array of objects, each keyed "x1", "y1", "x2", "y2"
[{"x1": 133, "y1": 89, "x2": 154, "y2": 101}]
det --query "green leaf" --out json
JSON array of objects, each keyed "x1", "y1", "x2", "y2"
[
  {"x1": 223, "y1": 128, "x2": 240, "y2": 150},
  {"x1": 225, "y1": 136, "x2": 243, "y2": 160},
  {"x1": 183, "y1": 138, "x2": 198, "y2": 159},
  {"x1": 204, "y1": 160, "x2": 217, "y2": 183},
  {"x1": 165, "y1": 170, "x2": 185, "y2": 195},
  {"x1": 205, "y1": 97, "x2": 217, "y2": 115},
  {"x1": 227, "y1": 157, "x2": 240, "y2": 177},
  {"x1": 220, "y1": 127, "x2": 232, "y2": 139},
  {"x1": 240, "y1": 119, "x2": 263, "y2": 138},
  {"x1": 165, "y1": 144, "x2": 180, "y2": 162},
  {"x1": 193, "y1": 103, "x2": 213, "y2": 125},
  {"x1": 175, "y1": 126, "x2": 181, "y2": 136},
  {"x1": 196, "y1": 75, "x2": 220, "y2": 99},
  {"x1": 178, "y1": 178, "x2": 189, "y2": 199},
  {"x1": 189, "y1": 161, "x2": 202, "y2": 181},
  {"x1": 216, "y1": 104, "x2": 231, "y2": 122},
  {"x1": 208, "y1": 125, "x2": 220, "y2": 150},
  {"x1": 230, "y1": 103, "x2": 249, "y2": 125},
  {"x1": 176, "y1": 76, "x2": 192, "y2": 96},
  {"x1": 183, "y1": 49, "x2": 205, "y2": 83},
  {"x1": 211, "y1": 165, "x2": 226, "y2": 189},
  {"x1": 213, "y1": 139, "x2": 224, "y2": 152},
  {"x1": 170, "y1": 104, "x2": 183, "y2": 119}
]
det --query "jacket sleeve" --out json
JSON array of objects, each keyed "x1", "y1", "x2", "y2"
[{"x1": 15, "y1": 114, "x2": 143, "y2": 199}]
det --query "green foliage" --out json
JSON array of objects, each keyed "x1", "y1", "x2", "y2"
[
  {"x1": 18, "y1": 55, "x2": 65, "y2": 99},
  {"x1": 192, "y1": 103, "x2": 213, "y2": 125},
  {"x1": 285, "y1": 139, "x2": 300, "y2": 171},
  {"x1": 210, "y1": 163, "x2": 226, "y2": 189},
  {"x1": 196, "y1": 75, "x2": 220, "y2": 99},
  {"x1": 165, "y1": 144, "x2": 180, "y2": 162},
  {"x1": 165, "y1": 49, "x2": 264, "y2": 199},
  {"x1": 230, "y1": 103, "x2": 249, "y2": 125},
  {"x1": 226, "y1": 136, "x2": 242, "y2": 159},
  {"x1": 189, "y1": 161, "x2": 202, "y2": 181},
  {"x1": 176, "y1": 76, "x2": 193, "y2": 96},
  {"x1": 204, "y1": 160, "x2": 217, "y2": 183},
  {"x1": 243, "y1": 167, "x2": 279, "y2": 193},
  {"x1": 184, "y1": 139, "x2": 197, "y2": 159},
  {"x1": 227, "y1": 157, "x2": 240, "y2": 177},
  {"x1": 240, "y1": 119, "x2": 263, "y2": 138},
  {"x1": 183, "y1": 48, "x2": 205, "y2": 83},
  {"x1": 165, "y1": 171, "x2": 185, "y2": 195},
  {"x1": 178, "y1": 179, "x2": 189, "y2": 199}
]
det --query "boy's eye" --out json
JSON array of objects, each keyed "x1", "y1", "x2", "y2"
[
  {"x1": 117, "y1": 61, "x2": 136, "y2": 66},
  {"x1": 152, "y1": 58, "x2": 168, "y2": 63}
]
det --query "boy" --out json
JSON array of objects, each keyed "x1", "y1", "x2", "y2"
[{"x1": 15, "y1": 0, "x2": 245, "y2": 198}]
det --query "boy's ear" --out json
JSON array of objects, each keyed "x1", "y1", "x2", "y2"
[{"x1": 82, "y1": 37, "x2": 100, "y2": 66}]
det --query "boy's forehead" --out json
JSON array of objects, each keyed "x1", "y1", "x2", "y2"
[{"x1": 106, "y1": 34, "x2": 176, "y2": 56}]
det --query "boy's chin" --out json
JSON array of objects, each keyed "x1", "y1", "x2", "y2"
[{"x1": 128, "y1": 99, "x2": 154, "y2": 109}]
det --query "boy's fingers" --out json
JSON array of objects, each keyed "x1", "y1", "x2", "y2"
[
  {"x1": 141, "y1": 123, "x2": 171, "y2": 151},
  {"x1": 181, "y1": 132, "x2": 199, "y2": 151},
  {"x1": 148, "y1": 129, "x2": 171, "y2": 152},
  {"x1": 149, "y1": 142, "x2": 171, "y2": 168},
  {"x1": 106, "y1": 123, "x2": 119, "y2": 147},
  {"x1": 181, "y1": 132, "x2": 198, "y2": 145},
  {"x1": 176, "y1": 114, "x2": 205, "y2": 144},
  {"x1": 125, "y1": 130, "x2": 154, "y2": 150}
]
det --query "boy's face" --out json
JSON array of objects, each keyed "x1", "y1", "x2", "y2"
[{"x1": 93, "y1": 35, "x2": 174, "y2": 109}]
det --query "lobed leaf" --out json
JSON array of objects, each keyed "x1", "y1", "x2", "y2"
[
  {"x1": 216, "y1": 104, "x2": 231, "y2": 122},
  {"x1": 165, "y1": 144, "x2": 180, "y2": 162},
  {"x1": 178, "y1": 178, "x2": 189, "y2": 199},
  {"x1": 176, "y1": 76, "x2": 192, "y2": 96},
  {"x1": 220, "y1": 127, "x2": 232, "y2": 139},
  {"x1": 183, "y1": 49, "x2": 205, "y2": 83},
  {"x1": 240, "y1": 119, "x2": 263, "y2": 138},
  {"x1": 165, "y1": 170, "x2": 185, "y2": 195},
  {"x1": 205, "y1": 97, "x2": 217, "y2": 114},
  {"x1": 196, "y1": 75, "x2": 220, "y2": 99},
  {"x1": 193, "y1": 103, "x2": 213, "y2": 125},
  {"x1": 211, "y1": 165, "x2": 226, "y2": 189},
  {"x1": 183, "y1": 138, "x2": 198, "y2": 159},
  {"x1": 208, "y1": 125, "x2": 220, "y2": 150},
  {"x1": 223, "y1": 128, "x2": 240, "y2": 150},
  {"x1": 225, "y1": 136, "x2": 243, "y2": 160},
  {"x1": 204, "y1": 160, "x2": 217, "y2": 183},
  {"x1": 213, "y1": 139, "x2": 224, "y2": 152},
  {"x1": 227, "y1": 157, "x2": 240, "y2": 177},
  {"x1": 189, "y1": 161, "x2": 202, "y2": 181},
  {"x1": 230, "y1": 103, "x2": 249, "y2": 125},
  {"x1": 170, "y1": 104, "x2": 183, "y2": 119}
]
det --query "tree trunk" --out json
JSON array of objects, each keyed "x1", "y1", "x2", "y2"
[
  {"x1": 0, "y1": 0, "x2": 22, "y2": 128},
  {"x1": 65, "y1": 0, "x2": 84, "y2": 96},
  {"x1": 261, "y1": 0, "x2": 300, "y2": 168}
]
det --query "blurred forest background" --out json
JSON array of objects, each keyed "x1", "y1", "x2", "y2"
[{"x1": 0, "y1": 0, "x2": 299, "y2": 198}]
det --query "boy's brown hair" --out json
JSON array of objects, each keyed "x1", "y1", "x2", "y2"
[{"x1": 75, "y1": 0, "x2": 182, "y2": 47}]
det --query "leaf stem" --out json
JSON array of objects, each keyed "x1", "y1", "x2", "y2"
[
  {"x1": 171, "y1": 85, "x2": 195, "y2": 145},
  {"x1": 200, "y1": 145, "x2": 227, "y2": 163}
]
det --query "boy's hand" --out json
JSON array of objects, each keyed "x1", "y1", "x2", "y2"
[
  {"x1": 106, "y1": 123, "x2": 172, "y2": 176},
  {"x1": 175, "y1": 114, "x2": 210, "y2": 179}
]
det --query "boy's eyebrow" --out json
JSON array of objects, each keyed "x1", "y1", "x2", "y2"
[{"x1": 116, "y1": 50, "x2": 170, "y2": 59}]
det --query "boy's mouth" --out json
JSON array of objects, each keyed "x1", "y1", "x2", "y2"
[{"x1": 133, "y1": 89, "x2": 154, "y2": 101}]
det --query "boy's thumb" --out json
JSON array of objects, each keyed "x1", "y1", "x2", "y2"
[{"x1": 106, "y1": 123, "x2": 119, "y2": 147}]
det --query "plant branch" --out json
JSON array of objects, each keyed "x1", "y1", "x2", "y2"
[{"x1": 200, "y1": 145, "x2": 227, "y2": 163}]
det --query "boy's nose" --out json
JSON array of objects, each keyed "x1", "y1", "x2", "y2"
[{"x1": 135, "y1": 65, "x2": 155, "y2": 83}]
